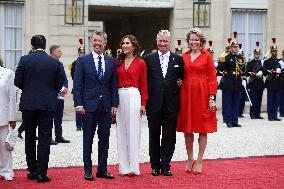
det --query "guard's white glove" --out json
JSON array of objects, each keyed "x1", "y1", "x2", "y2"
[
  {"x1": 214, "y1": 61, "x2": 218, "y2": 68},
  {"x1": 256, "y1": 71, "x2": 263, "y2": 77},
  {"x1": 242, "y1": 80, "x2": 246, "y2": 87},
  {"x1": 276, "y1": 68, "x2": 281, "y2": 74},
  {"x1": 279, "y1": 60, "x2": 284, "y2": 69}
]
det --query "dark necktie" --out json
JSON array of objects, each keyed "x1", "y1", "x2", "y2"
[{"x1": 98, "y1": 56, "x2": 103, "y2": 80}]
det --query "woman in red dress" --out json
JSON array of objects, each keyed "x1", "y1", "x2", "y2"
[
  {"x1": 116, "y1": 35, "x2": 148, "y2": 176},
  {"x1": 176, "y1": 28, "x2": 217, "y2": 174}
]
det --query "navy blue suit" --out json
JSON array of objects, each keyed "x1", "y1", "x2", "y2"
[
  {"x1": 14, "y1": 50, "x2": 64, "y2": 175},
  {"x1": 54, "y1": 62, "x2": 68, "y2": 140},
  {"x1": 73, "y1": 53, "x2": 118, "y2": 174}
]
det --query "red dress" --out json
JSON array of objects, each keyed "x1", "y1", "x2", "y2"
[{"x1": 176, "y1": 48, "x2": 217, "y2": 133}]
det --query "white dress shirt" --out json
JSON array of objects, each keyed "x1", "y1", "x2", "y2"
[
  {"x1": 158, "y1": 50, "x2": 170, "y2": 78},
  {"x1": 92, "y1": 51, "x2": 105, "y2": 76}
]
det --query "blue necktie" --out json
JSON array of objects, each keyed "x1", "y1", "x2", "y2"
[{"x1": 98, "y1": 56, "x2": 103, "y2": 80}]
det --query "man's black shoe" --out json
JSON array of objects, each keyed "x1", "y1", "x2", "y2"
[
  {"x1": 96, "y1": 172, "x2": 114, "y2": 179},
  {"x1": 161, "y1": 169, "x2": 172, "y2": 176},
  {"x1": 251, "y1": 116, "x2": 256, "y2": 119},
  {"x1": 256, "y1": 116, "x2": 264, "y2": 119},
  {"x1": 76, "y1": 128, "x2": 82, "y2": 131},
  {"x1": 268, "y1": 117, "x2": 274, "y2": 121},
  {"x1": 151, "y1": 169, "x2": 160, "y2": 176},
  {"x1": 227, "y1": 123, "x2": 234, "y2": 128},
  {"x1": 50, "y1": 139, "x2": 58, "y2": 145},
  {"x1": 233, "y1": 123, "x2": 242, "y2": 127},
  {"x1": 36, "y1": 175, "x2": 51, "y2": 183},
  {"x1": 84, "y1": 172, "x2": 94, "y2": 181},
  {"x1": 274, "y1": 117, "x2": 281, "y2": 121},
  {"x1": 55, "y1": 137, "x2": 70, "y2": 143},
  {"x1": 27, "y1": 172, "x2": 37, "y2": 180}
]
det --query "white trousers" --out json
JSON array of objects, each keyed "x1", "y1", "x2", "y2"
[
  {"x1": 0, "y1": 126, "x2": 14, "y2": 180},
  {"x1": 117, "y1": 88, "x2": 141, "y2": 175}
]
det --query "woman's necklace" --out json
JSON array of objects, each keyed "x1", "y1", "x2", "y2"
[{"x1": 125, "y1": 57, "x2": 134, "y2": 70}]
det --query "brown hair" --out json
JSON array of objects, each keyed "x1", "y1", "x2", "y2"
[
  {"x1": 186, "y1": 27, "x2": 206, "y2": 47},
  {"x1": 117, "y1": 35, "x2": 141, "y2": 66}
]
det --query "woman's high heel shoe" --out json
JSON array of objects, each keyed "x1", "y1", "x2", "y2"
[
  {"x1": 192, "y1": 161, "x2": 202, "y2": 174},
  {"x1": 185, "y1": 160, "x2": 194, "y2": 173}
]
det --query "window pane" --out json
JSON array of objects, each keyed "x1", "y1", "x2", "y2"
[
  {"x1": 249, "y1": 12, "x2": 264, "y2": 33},
  {"x1": 16, "y1": 28, "x2": 22, "y2": 49},
  {"x1": 5, "y1": 4, "x2": 23, "y2": 27},
  {"x1": 5, "y1": 28, "x2": 16, "y2": 50},
  {"x1": 4, "y1": 51, "x2": 15, "y2": 70},
  {"x1": 231, "y1": 12, "x2": 245, "y2": 33}
]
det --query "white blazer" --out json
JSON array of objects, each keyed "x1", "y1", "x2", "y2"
[{"x1": 0, "y1": 67, "x2": 16, "y2": 126}]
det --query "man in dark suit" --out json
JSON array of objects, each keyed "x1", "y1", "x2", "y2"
[
  {"x1": 14, "y1": 35, "x2": 64, "y2": 183},
  {"x1": 144, "y1": 30, "x2": 184, "y2": 176},
  {"x1": 73, "y1": 30, "x2": 118, "y2": 181},
  {"x1": 49, "y1": 45, "x2": 70, "y2": 144}
]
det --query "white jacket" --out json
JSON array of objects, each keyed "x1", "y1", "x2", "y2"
[{"x1": 0, "y1": 67, "x2": 16, "y2": 126}]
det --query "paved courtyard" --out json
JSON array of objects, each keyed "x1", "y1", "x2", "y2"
[{"x1": 13, "y1": 110, "x2": 284, "y2": 170}]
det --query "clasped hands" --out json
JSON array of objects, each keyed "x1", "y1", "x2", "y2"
[{"x1": 209, "y1": 99, "x2": 217, "y2": 112}]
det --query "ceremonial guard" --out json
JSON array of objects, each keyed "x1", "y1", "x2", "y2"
[
  {"x1": 238, "y1": 44, "x2": 247, "y2": 118},
  {"x1": 217, "y1": 32, "x2": 246, "y2": 128},
  {"x1": 218, "y1": 38, "x2": 232, "y2": 123},
  {"x1": 207, "y1": 41, "x2": 218, "y2": 67},
  {"x1": 246, "y1": 42, "x2": 265, "y2": 119},
  {"x1": 70, "y1": 39, "x2": 85, "y2": 131},
  {"x1": 263, "y1": 38, "x2": 282, "y2": 121},
  {"x1": 175, "y1": 39, "x2": 182, "y2": 55}
]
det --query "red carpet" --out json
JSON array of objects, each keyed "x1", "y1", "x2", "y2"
[{"x1": 1, "y1": 156, "x2": 284, "y2": 189}]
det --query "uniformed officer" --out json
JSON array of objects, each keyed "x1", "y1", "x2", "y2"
[
  {"x1": 279, "y1": 50, "x2": 284, "y2": 117},
  {"x1": 238, "y1": 44, "x2": 247, "y2": 118},
  {"x1": 70, "y1": 40, "x2": 86, "y2": 130},
  {"x1": 217, "y1": 38, "x2": 232, "y2": 123},
  {"x1": 263, "y1": 38, "x2": 282, "y2": 121},
  {"x1": 217, "y1": 32, "x2": 245, "y2": 127},
  {"x1": 246, "y1": 42, "x2": 264, "y2": 119}
]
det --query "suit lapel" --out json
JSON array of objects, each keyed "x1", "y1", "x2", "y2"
[
  {"x1": 165, "y1": 52, "x2": 174, "y2": 79},
  {"x1": 154, "y1": 52, "x2": 164, "y2": 79},
  {"x1": 88, "y1": 53, "x2": 97, "y2": 73},
  {"x1": 103, "y1": 55, "x2": 111, "y2": 83}
]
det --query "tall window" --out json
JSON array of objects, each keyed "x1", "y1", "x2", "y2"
[
  {"x1": 193, "y1": 0, "x2": 211, "y2": 28},
  {"x1": 231, "y1": 9, "x2": 267, "y2": 58},
  {"x1": 2, "y1": 4, "x2": 24, "y2": 70}
]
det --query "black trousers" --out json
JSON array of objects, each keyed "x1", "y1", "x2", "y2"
[
  {"x1": 18, "y1": 122, "x2": 25, "y2": 134},
  {"x1": 22, "y1": 110, "x2": 54, "y2": 175},
  {"x1": 83, "y1": 100, "x2": 111, "y2": 174},
  {"x1": 54, "y1": 99, "x2": 64, "y2": 139},
  {"x1": 147, "y1": 100, "x2": 178, "y2": 171}
]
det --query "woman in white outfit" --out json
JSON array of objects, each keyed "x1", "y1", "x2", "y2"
[
  {"x1": 116, "y1": 35, "x2": 148, "y2": 176},
  {"x1": 0, "y1": 58, "x2": 17, "y2": 181}
]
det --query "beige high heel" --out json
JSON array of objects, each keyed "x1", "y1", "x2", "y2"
[
  {"x1": 192, "y1": 160, "x2": 202, "y2": 174},
  {"x1": 185, "y1": 160, "x2": 194, "y2": 173}
]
